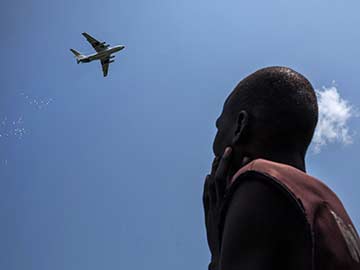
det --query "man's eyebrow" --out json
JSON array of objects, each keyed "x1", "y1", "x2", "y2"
[{"x1": 215, "y1": 118, "x2": 220, "y2": 128}]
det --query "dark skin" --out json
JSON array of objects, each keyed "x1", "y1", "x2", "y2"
[{"x1": 203, "y1": 94, "x2": 312, "y2": 269}]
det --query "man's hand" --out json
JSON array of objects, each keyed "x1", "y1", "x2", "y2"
[{"x1": 203, "y1": 147, "x2": 232, "y2": 270}]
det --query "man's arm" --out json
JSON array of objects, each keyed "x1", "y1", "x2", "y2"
[{"x1": 219, "y1": 176, "x2": 312, "y2": 270}]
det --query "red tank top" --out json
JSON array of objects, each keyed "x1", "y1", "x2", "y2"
[{"x1": 226, "y1": 159, "x2": 360, "y2": 270}]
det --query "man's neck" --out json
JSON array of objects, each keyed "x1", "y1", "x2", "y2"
[
  {"x1": 229, "y1": 151, "x2": 306, "y2": 179},
  {"x1": 256, "y1": 153, "x2": 306, "y2": 172}
]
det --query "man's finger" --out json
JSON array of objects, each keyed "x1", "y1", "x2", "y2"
[
  {"x1": 214, "y1": 147, "x2": 232, "y2": 200},
  {"x1": 215, "y1": 147, "x2": 232, "y2": 179}
]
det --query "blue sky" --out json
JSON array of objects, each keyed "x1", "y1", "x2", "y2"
[{"x1": 1, "y1": 0, "x2": 360, "y2": 269}]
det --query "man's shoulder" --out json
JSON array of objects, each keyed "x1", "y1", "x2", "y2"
[
  {"x1": 224, "y1": 172, "x2": 305, "y2": 221},
  {"x1": 219, "y1": 173, "x2": 312, "y2": 269},
  {"x1": 220, "y1": 171, "x2": 310, "y2": 240},
  {"x1": 224, "y1": 170, "x2": 304, "y2": 213}
]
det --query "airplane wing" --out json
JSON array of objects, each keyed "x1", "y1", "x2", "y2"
[
  {"x1": 82, "y1": 32, "x2": 109, "y2": 52},
  {"x1": 100, "y1": 57, "x2": 110, "y2": 77}
]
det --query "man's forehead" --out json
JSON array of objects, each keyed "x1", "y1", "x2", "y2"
[
  {"x1": 223, "y1": 88, "x2": 238, "y2": 109},
  {"x1": 218, "y1": 95, "x2": 233, "y2": 122},
  {"x1": 224, "y1": 95, "x2": 231, "y2": 107}
]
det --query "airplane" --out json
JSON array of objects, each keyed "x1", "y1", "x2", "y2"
[{"x1": 70, "y1": 32, "x2": 125, "y2": 77}]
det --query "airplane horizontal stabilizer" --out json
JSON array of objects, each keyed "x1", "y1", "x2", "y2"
[
  {"x1": 70, "y1": 49, "x2": 85, "y2": 64},
  {"x1": 70, "y1": 49, "x2": 81, "y2": 56}
]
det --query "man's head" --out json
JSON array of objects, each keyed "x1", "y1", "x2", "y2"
[{"x1": 213, "y1": 66, "x2": 318, "y2": 167}]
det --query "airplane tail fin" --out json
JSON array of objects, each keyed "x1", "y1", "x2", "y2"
[{"x1": 70, "y1": 49, "x2": 84, "y2": 64}]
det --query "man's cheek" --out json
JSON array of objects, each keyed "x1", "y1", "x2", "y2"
[{"x1": 213, "y1": 132, "x2": 229, "y2": 157}]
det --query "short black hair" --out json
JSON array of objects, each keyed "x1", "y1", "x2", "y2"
[{"x1": 226, "y1": 66, "x2": 318, "y2": 154}]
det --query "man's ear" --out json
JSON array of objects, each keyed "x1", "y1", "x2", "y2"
[{"x1": 232, "y1": 110, "x2": 248, "y2": 145}]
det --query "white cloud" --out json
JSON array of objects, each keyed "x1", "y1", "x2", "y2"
[{"x1": 311, "y1": 83, "x2": 357, "y2": 153}]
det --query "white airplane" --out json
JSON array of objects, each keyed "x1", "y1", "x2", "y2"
[{"x1": 70, "y1": 32, "x2": 125, "y2": 77}]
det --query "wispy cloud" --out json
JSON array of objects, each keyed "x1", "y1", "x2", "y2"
[{"x1": 311, "y1": 83, "x2": 357, "y2": 153}]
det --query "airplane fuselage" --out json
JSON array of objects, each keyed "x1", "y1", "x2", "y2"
[
  {"x1": 79, "y1": 45, "x2": 125, "y2": 63},
  {"x1": 71, "y1": 32, "x2": 125, "y2": 76}
]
